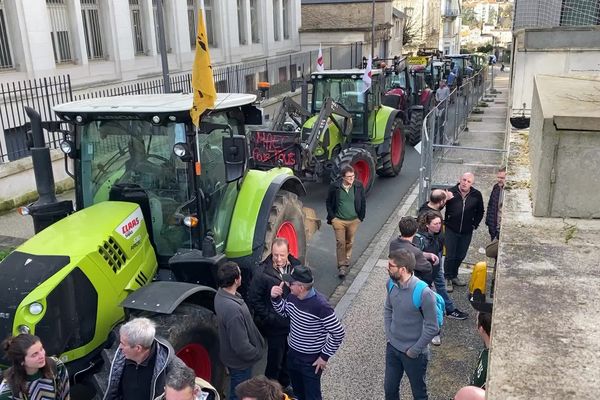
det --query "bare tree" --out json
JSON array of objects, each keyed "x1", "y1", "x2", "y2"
[{"x1": 403, "y1": 16, "x2": 419, "y2": 46}]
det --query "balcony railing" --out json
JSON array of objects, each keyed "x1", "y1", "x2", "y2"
[{"x1": 442, "y1": 8, "x2": 460, "y2": 18}]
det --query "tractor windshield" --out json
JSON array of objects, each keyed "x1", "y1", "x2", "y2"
[
  {"x1": 313, "y1": 77, "x2": 367, "y2": 113},
  {"x1": 78, "y1": 120, "x2": 191, "y2": 256},
  {"x1": 387, "y1": 73, "x2": 407, "y2": 90}
]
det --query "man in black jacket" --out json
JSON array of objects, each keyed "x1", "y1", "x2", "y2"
[
  {"x1": 247, "y1": 238, "x2": 300, "y2": 394},
  {"x1": 444, "y1": 172, "x2": 485, "y2": 291},
  {"x1": 325, "y1": 164, "x2": 366, "y2": 278}
]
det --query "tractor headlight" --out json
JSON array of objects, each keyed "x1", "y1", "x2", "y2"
[
  {"x1": 152, "y1": 115, "x2": 161, "y2": 124},
  {"x1": 59, "y1": 140, "x2": 74, "y2": 154},
  {"x1": 18, "y1": 325, "x2": 30, "y2": 334},
  {"x1": 29, "y1": 302, "x2": 44, "y2": 315},
  {"x1": 173, "y1": 143, "x2": 188, "y2": 158},
  {"x1": 183, "y1": 216, "x2": 199, "y2": 228}
]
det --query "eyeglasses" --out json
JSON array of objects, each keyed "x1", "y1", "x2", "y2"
[
  {"x1": 387, "y1": 262, "x2": 400, "y2": 270},
  {"x1": 344, "y1": 174, "x2": 355, "y2": 179}
]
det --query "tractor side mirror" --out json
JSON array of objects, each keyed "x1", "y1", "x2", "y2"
[{"x1": 223, "y1": 135, "x2": 247, "y2": 182}]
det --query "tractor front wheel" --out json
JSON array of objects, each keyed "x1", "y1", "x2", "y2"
[
  {"x1": 153, "y1": 303, "x2": 226, "y2": 394},
  {"x1": 376, "y1": 118, "x2": 405, "y2": 177},
  {"x1": 407, "y1": 110, "x2": 424, "y2": 146},
  {"x1": 333, "y1": 147, "x2": 376, "y2": 194},
  {"x1": 261, "y1": 191, "x2": 307, "y2": 263}
]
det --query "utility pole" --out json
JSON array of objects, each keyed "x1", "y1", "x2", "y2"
[
  {"x1": 371, "y1": 0, "x2": 376, "y2": 59},
  {"x1": 156, "y1": 0, "x2": 171, "y2": 93}
]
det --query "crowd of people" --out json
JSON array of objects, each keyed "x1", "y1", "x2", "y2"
[
  {"x1": 0, "y1": 167, "x2": 503, "y2": 400},
  {"x1": 383, "y1": 169, "x2": 502, "y2": 399}
]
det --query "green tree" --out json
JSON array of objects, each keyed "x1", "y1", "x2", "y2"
[
  {"x1": 462, "y1": 7, "x2": 480, "y2": 29},
  {"x1": 498, "y1": 4, "x2": 514, "y2": 29},
  {"x1": 488, "y1": 8, "x2": 498, "y2": 26}
]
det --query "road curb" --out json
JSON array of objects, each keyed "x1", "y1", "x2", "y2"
[{"x1": 333, "y1": 181, "x2": 420, "y2": 319}]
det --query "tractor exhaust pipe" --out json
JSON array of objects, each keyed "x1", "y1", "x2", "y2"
[{"x1": 24, "y1": 106, "x2": 72, "y2": 233}]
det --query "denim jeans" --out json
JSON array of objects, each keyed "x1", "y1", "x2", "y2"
[
  {"x1": 287, "y1": 351, "x2": 323, "y2": 400},
  {"x1": 229, "y1": 367, "x2": 252, "y2": 400},
  {"x1": 384, "y1": 343, "x2": 429, "y2": 400},
  {"x1": 433, "y1": 261, "x2": 455, "y2": 314},
  {"x1": 444, "y1": 228, "x2": 473, "y2": 280}
]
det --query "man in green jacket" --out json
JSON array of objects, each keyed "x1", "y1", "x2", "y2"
[{"x1": 325, "y1": 164, "x2": 366, "y2": 278}]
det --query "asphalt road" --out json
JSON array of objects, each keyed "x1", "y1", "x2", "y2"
[{"x1": 304, "y1": 146, "x2": 420, "y2": 298}]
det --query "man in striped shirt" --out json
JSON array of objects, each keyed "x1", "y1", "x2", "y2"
[{"x1": 270, "y1": 265, "x2": 345, "y2": 400}]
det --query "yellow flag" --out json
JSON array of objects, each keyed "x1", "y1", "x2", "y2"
[{"x1": 190, "y1": 10, "x2": 217, "y2": 127}]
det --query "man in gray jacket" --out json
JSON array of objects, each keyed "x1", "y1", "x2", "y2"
[
  {"x1": 384, "y1": 249, "x2": 439, "y2": 400},
  {"x1": 214, "y1": 262, "x2": 266, "y2": 400}
]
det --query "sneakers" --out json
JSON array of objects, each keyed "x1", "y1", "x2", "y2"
[
  {"x1": 447, "y1": 309, "x2": 469, "y2": 320},
  {"x1": 338, "y1": 265, "x2": 348, "y2": 278},
  {"x1": 451, "y1": 277, "x2": 467, "y2": 287},
  {"x1": 446, "y1": 279, "x2": 454, "y2": 292},
  {"x1": 431, "y1": 335, "x2": 441, "y2": 346}
]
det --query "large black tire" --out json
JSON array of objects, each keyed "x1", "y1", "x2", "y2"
[
  {"x1": 261, "y1": 191, "x2": 307, "y2": 264},
  {"x1": 153, "y1": 303, "x2": 226, "y2": 395},
  {"x1": 407, "y1": 110, "x2": 424, "y2": 146},
  {"x1": 332, "y1": 147, "x2": 376, "y2": 194},
  {"x1": 376, "y1": 118, "x2": 405, "y2": 177}
]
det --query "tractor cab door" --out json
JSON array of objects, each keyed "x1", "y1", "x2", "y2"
[
  {"x1": 193, "y1": 110, "x2": 244, "y2": 253},
  {"x1": 77, "y1": 120, "x2": 193, "y2": 258}
]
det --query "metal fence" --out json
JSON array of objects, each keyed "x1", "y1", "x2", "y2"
[
  {"x1": 513, "y1": 0, "x2": 600, "y2": 29},
  {"x1": 418, "y1": 65, "x2": 494, "y2": 205},
  {"x1": 0, "y1": 42, "x2": 363, "y2": 163}
]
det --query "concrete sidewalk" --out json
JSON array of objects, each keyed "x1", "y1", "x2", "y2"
[{"x1": 322, "y1": 70, "x2": 510, "y2": 399}]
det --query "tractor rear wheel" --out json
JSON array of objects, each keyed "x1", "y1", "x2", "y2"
[
  {"x1": 376, "y1": 118, "x2": 405, "y2": 177},
  {"x1": 407, "y1": 110, "x2": 424, "y2": 146},
  {"x1": 153, "y1": 303, "x2": 226, "y2": 394},
  {"x1": 261, "y1": 191, "x2": 307, "y2": 263},
  {"x1": 332, "y1": 147, "x2": 376, "y2": 193}
]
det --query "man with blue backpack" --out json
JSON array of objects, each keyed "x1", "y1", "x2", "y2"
[{"x1": 384, "y1": 249, "x2": 443, "y2": 400}]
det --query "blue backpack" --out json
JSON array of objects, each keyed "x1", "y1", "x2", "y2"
[{"x1": 387, "y1": 278, "x2": 445, "y2": 328}]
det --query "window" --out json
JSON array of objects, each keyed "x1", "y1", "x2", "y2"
[
  {"x1": 187, "y1": 0, "x2": 196, "y2": 48},
  {"x1": 250, "y1": 0, "x2": 259, "y2": 43},
  {"x1": 205, "y1": 0, "x2": 217, "y2": 47},
  {"x1": 0, "y1": 0, "x2": 13, "y2": 69},
  {"x1": 129, "y1": 0, "x2": 145, "y2": 55},
  {"x1": 245, "y1": 73, "x2": 255, "y2": 93},
  {"x1": 273, "y1": 0, "x2": 280, "y2": 41},
  {"x1": 237, "y1": 0, "x2": 247, "y2": 45},
  {"x1": 152, "y1": 0, "x2": 170, "y2": 53},
  {"x1": 46, "y1": 0, "x2": 73, "y2": 63},
  {"x1": 81, "y1": 0, "x2": 104, "y2": 60},
  {"x1": 278, "y1": 66, "x2": 287, "y2": 82},
  {"x1": 282, "y1": 0, "x2": 289, "y2": 39}
]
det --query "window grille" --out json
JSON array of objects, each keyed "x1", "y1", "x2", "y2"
[
  {"x1": 81, "y1": 0, "x2": 104, "y2": 60},
  {"x1": 514, "y1": 0, "x2": 600, "y2": 29},
  {"x1": 237, "y1": 0, "x2": 247, "y2": 45},
  {"x1": 46, "y1": 0, "x2": 73, "y2": 63},
  {"x1": 129, "y1": 0, "x2": 145, "y2": 55},
  {"x1": 187, "y1": 0, "x2": 196, "y2": 48},
  {"x1": 205, "y1": 0, "x2": 216, "y2": 47},
  {"x1": 250, "y1": 0, "x2": 259, "y2": 43},
  {"x1": 282, "y1": 0, "x2": 289, "y2": 40},
  {"x1": 273, "y1": 0, "x2": 280, "y2": 41},
  {"x1": 0, "y1": 0, "x2": 13, "y2": 69},
  {"x1": 152, "y1": 0, "x2": 170, "y2": 53}
]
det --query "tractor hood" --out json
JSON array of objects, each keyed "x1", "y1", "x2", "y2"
[
  {"x1": 18, "y1": 201, "x2": 144, "y2": 257},
  {"x1": 0, "y1": 201, "x2": 157, "y2": 364}
]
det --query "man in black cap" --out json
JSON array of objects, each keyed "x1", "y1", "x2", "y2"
[{"x1": 270, "y1": 265, "x2": 345, "y2": 400}]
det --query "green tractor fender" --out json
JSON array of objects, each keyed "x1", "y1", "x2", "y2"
[
  {"x1": 226, "y1": 168, "x2": 306, "y2": 263},
  {"x1": 372, "y1": 105, "x2": 402, "y2": 145}
]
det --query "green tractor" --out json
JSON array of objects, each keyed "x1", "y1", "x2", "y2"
[
  {"x1": 252, "y1": 68, "x2": 407, "y2": 193},
  {"x1": 0, "y1": 93, "x2": 316, "y2": 396}
]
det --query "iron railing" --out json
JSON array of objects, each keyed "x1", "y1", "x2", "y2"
[{"x1": 0, "y1": 43, "x2": 364, "y2": 163}]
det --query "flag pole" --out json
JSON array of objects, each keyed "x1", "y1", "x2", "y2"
[{"x1": 156, "y1": 0, "x2": 171, "y2": 93}]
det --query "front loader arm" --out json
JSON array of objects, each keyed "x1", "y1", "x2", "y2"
[
  {"x1": 270, "y1": 97, "x2": 311, "y2": 131},
  {"x1": 305, "y1": 97, "x2": 353, "y2": 155}
]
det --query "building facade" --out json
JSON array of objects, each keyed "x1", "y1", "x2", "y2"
[
  {"x1": 300, "y1": 0, "x2": 403, "y2": 59},
  {"x1": 441, "y1": 0, "x2": 461, "y2": 54},
  {"x1": 393, "y1": 0, "x2": 441, "y2": 52},
  {"x1": 0, "y1": 0, "x2": 301, "y2": 86}
]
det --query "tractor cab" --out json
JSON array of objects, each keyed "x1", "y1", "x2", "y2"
[
  {"x1": 54, "y1": 93, "x2": 258, "y2": 265},
  {"x1": 310, "y1": 69, "x2": 383, "y2": 138}
]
